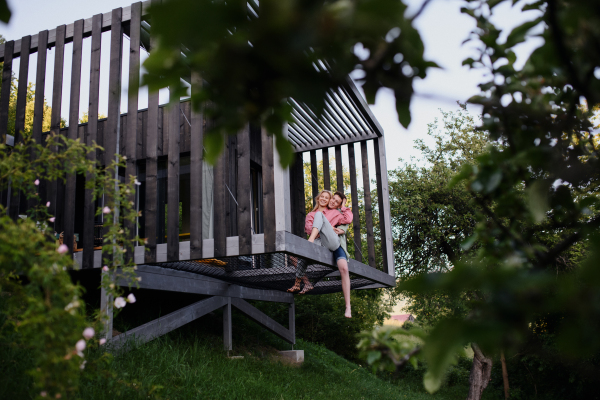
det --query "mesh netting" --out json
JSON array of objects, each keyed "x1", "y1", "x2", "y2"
[{"x1": 154, "y1": 253, "x2": 375, "y2": 294}]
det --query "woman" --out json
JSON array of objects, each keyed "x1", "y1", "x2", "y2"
[{"x1": 287, "y1": 189, "x2": 354, "y2": 318}]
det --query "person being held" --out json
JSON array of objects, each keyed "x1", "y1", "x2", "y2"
[{"x1": 287, "y1": 189, "x2": 354, "y2": 318}]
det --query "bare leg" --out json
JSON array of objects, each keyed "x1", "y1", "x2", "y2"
[
  {"x1": 337, "y1": 258, "x2": 351, "y2": 318},
  {"x1": 308, "y1": 227, "x2": 319, "y2": 242},
  {"x1": 287, "y1": 277, "x2": 301, "y2": 293}
]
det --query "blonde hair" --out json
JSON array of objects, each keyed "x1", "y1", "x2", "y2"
[{"x1": 312, "y1": 190, "x2": 333, "y2": 212}]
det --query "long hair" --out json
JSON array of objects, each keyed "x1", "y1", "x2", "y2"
[{"x1": 311, "y1": 189, "x2": 333, "y2": 212}]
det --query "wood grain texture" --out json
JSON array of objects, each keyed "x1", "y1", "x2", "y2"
[
  {"x1": 103, "y1": 8, "x2": 123, "y2": 261},
  {"x1": 213, "y1": 133, "x2": 227, "y2": 257},
  {"x1": 322, "y1": 147, "x2": 330, "y2": 190},
  {"x1": 261, "y1": 128, "x2": 276, "y2": 253},
  {"x1": 47, "y1": 26, "x2": 65, "y2": 227},
  {"x1": 374, "y1": 137, "x2": 395, "y2": 277},
  {"x1": 310, "y1": 150, "x2": 318, "y2": 207},
  {"x1": 189, "y1": 72, "x2": 203, "y2": 259},
  {"x1": 237, "y1": 124, "x2": 252, "y2": 254},
  {"x1": 0, "y1": 40, "x2": 13, "y2": 146},
  {"x1": 348, "y1": 143, "x2": 362, "y2": 262},
  {"x1": 8, "y1": 35, "x2": 31, "y2": 220},
  {"x1": 335, "y1": 145, "x2": 343, "y2": 192},
  {"x1": 360, "y1": 141, "x2": 376, "y2": 268},
  {"x1": 167, "y1": 98, "x2": 180, "y2": 261},
  {"x1": 30, "y1": 30, "x2": 48, "y2": 212},
  {"x1": 63, "y1": 20, "x2": 83, "y2": 252},
  {"x1": 82, "y1": 14, "x2": 103, "y2": 269},
  {"x1": 125, "y1": 2, "x2": 141, "y2": 257}
]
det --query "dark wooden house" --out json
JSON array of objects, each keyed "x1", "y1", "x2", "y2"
[{"x1": 0, "y1": 1, "x2": 395, "y2": 350}]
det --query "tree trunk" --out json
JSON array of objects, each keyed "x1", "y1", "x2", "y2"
[
  {"x1": 466, "y1": 343, "x2": 493, "y2": 400},
  {"x1": 501, "y1": 351, "x2": 510, "y2": 399}
]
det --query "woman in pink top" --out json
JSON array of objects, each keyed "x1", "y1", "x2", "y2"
[{"x1": 287, "y1": 189, "x2": 354, "y2": 318}]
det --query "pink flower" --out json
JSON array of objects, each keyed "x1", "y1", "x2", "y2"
[
  {"x1": 82, "y1": 327, "x2": 95, "y2": 340},
  {"x1": 57, "y1": 244, "x2": 68, "y2": 254},
  {"x1": 49, "y1": 217, "x2": 55, "y2": 223},
  {"x1": 102, "y1": 265, "x2": 109, "y2": 272},
  {"x1": 127, "y1": 293, "x2": 136, "y2": 303},
  {"x1": 99, "y1": 338, "x2": 107, "y2": 345},
  {"x1": 76, "y1": 339, "x2": 86, "y2": 352},
  {"x1": 46, "y1": 201, "x2": 51, "y2": 207},
  {"x1": 40, "y1": 392, "x2": 47, "y2": 398},
  {"x1": 102, "y1": 206, "x2": 111, "y2": 214},
  {"x1": 34, "y1": 179, "x2": 40, "y2": 186},
  {"x1": 114, "y1": 297, "x2": 126, "y2": 309}
]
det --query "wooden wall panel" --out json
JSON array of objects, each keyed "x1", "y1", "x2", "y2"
[
  {"x1": 31, "y1": 30, "x2": 49, "y2": 211},
  {"x1": 261, "y1": 128, "x2": 276, "y2": 253},
  {"x1": 348, "y1": 143, "x2": 362, "y2": 263},
  {"x1": 167, "y1": 98, "x2": 180, "y2": 261},
  {"x1": 189, "y1": 72, "x2": 203, "y2": 259},
  {"x1": 237, "y1": 124, "x2": 252, "y2": 254},
  {"x1": 360, "y1": 141, "x2": 376, "y2": 268}
]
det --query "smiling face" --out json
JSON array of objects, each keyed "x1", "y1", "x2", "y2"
[
  {"x1": 318, "y1": 191, "x2": 331, "y2": 208},
  {"x1": 329, "y1": 194, "x2": 342, "y2": 209}
]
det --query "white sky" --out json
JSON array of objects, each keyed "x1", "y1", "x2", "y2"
[{"x1": 0, "y1": 0, "x2": 542, "y2": 171}]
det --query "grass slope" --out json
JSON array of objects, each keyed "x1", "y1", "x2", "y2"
[{"x1": 79, "y1": 330, "x2": 470, "y2": 399}]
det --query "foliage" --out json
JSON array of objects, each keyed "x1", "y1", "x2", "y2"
[
  {"x1": 359, "y1": 0, "x2": 600, "y2": 394},
  {"x1": 0, "y1": 127, "x2": 141, "y2": 396},
  {"x1": 143, "y1": 0, "x2": 437, "y2": 166}
]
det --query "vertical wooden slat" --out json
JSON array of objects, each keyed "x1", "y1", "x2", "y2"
[
  {"x1": 63, "y1": 20, "x2": 84, "y2": 253},
  {"x1": 8, "y1": 35, "x2": 31, "y2": 220},
  {"x1": 237, "y1": 124, "x2": 252, "y2": 255},
  {"x1": 310, "y1": 150, "x2": 318, "y2": 207},
  {"x1": 189, "y1": 72, "x2": 203, "y2": 259},
  {"x1": 348, "y1": 143, "x2": 362, "y2": 263},
  {"x1": 167, "y1": 97, "x2": 180, "y2": 261},
  {"x1": 103, "y1": 8, "x2": 124, "y2": 259},
  {"x1": 335, "y1": 145, "x2": 343, "y2": 192},
  {"x1": 322, "y1": 147, "x2": 330, "y2": 190},
  {"x1": 82, "y1": 14, "x2": 103, "y2": 269},
  {"x1": 125, "y1": 2, "x2": 141, "y2": 260},
  {"x1": 47, "y1": 26, "x2": 65, "y2": 228},
  {"x1": 374, "y1": 137, "x2": 394, "y2": 277},
  {"x1": 360, "y1": 141, "x2": 376, "y2": 268},
  {"x1": 261, "y1": 129, "x2": 276, "y2": 253},
  {"x1": 31, "y1": 30, "x2": 48, "y2": 212},
  {"x1": 0, "y1": 40, "x2": 14, "y2": 209},
  {"x1": 213, "y1": 136, "x2": 227, "y2": 258},
  {"x1": 290, "y1": 155, "x2": 305, "y2": 237},
  {"x1": 223, "y1": 298, "x2": 232, "y2": 351}
]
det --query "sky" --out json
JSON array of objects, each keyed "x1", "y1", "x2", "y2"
[{"x1": 0, "y1": 0, "x2": 542, "y2": 171}]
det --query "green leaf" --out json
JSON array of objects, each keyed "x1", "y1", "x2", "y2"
[
  {"x1": 396, "y1": 99, "x2": 411, "y2": 128},
  {"x1": 0, "y1": 0, "x2": 10, "y2": 23},
  {"x1": 505, "y1": 16, "x2": 544, "y2": 48},
  {"x1": 423, "y1": 370, "x2": 442, "y2": 393},
  {"x1": 203, "y1": 131, "x2": 225, "y2": 165},
  {"x1": 526, "y1": 179, "x2": 551, "y2": 223},
  {"x1": 366, "y1": 350, "x2": 382, "y2": 364}
]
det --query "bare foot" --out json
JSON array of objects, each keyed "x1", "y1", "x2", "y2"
[
  {"x1": 299, "y1": 281, "x2": 314, "y2": 294},
  {"x1": 287, "y1": 278, "x2": 302, "y2": 293},
  {"x1": 345, "y1": 308, "x2": 352, "y2": 318}
]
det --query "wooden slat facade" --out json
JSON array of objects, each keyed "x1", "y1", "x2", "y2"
[
  {"x1": 31, "y1": 30, "x2": 48, "y2": 212},
  {"x1": 189, "y1": 73, "x2": 203, "y2": 260}
]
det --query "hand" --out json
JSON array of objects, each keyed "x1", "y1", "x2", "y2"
[
  {"x1": 342, "y1": 198, "x2": 347, "y2": 208},
  {"x1": 333, "y1": 227, "x2": 344, "y2": 235}
]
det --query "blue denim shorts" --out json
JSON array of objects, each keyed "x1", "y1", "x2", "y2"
[{"x1": 332, "y1": 246, "x2": 347, "y2": 261}]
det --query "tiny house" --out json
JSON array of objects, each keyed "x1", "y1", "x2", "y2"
[{"x1": 0, "y1": 1, "x2": 395, "y2": 350}]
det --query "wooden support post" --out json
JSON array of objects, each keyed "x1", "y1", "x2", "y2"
[
  {"x1": 231, "y1": 297, "x2": 295, "y2": 343},
  {"x1": 289, "y1": 299, "x2": 296, "y2": 345},
  {"x1": 103, "y1": 8, "x2": 124, "y2": 262},
  {"x1": 347, "y1": 143, "x2": 362, "y2": 262},
  {"x1": 261, "y1": 128, "x2": 276, "y2": 253},
  {"x1": 124, "y1": 2, "x2": 141, "y2": 260},
  {"x1": 47, "y1": 26, "x2": 65, "y2": 227},
  {"x1": 82, "y1": 14, "x2": 103, "y2": 269},
  {"x1": 144, "y1": 1, "x2": 160, "y2": 263},
  {"x1": 274, "y1": 123, "x2": 291, "y2": 233},
  {"x1": 213, "y1": 136, "x2": 227, "y2": 258},
  {"x1": 322, "y1": 147, "x2": 330, "y2": 190},
  {"x1": 290, "y1": 153, "x2": 306, "y2": 237},
  {"x1": 237, "y1": 124, "x2": 252, "y2": 254},
  {"x1": 100, "y1": 269, "x2": 114, "y2": 340},
  {"x1": 310, "y1": 150, "x2": 318, "y2": 207},
  {"x1": 189, "y1": 72, "x2": 203, "y2": 259},
  {"x1": 8, "y1": 35, "x2": 31, "y2": 220},
  {"x1": 30, "y1": 30, "x2": 48, "y2": 212},
  {"x1": 374, "y1": 137, "x2": 395, "y2": 277},
  {"x1": 0, "y1": 40, "x2": 13, "y2": 147},
  {"x1": 167, "y1": 97, "x2": 180, "y2": 261},
  {"x1": 360, "y1": 141, "x2": 376, "y2": 268},
  {"x1": 63, "y1": 20, "x2": 84, "y2": 253},
  {"x1": 110, "y1": 296, "x2": 228, "y2": 353},
  {"x1": 223, "y1": 297, "x2": 232, "y2": 351},
  {"x1": 335, "y1": 145, "x2": 343, "y2": 193}
]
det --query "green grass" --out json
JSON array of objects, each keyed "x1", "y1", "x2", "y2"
[{"x1": 78, "y1": 319, "x2": 472, "y2": 400}]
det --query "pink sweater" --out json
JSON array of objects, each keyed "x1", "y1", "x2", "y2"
[{"x1": 305, "y1": 206, "x2": 353, "y2": 236}]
